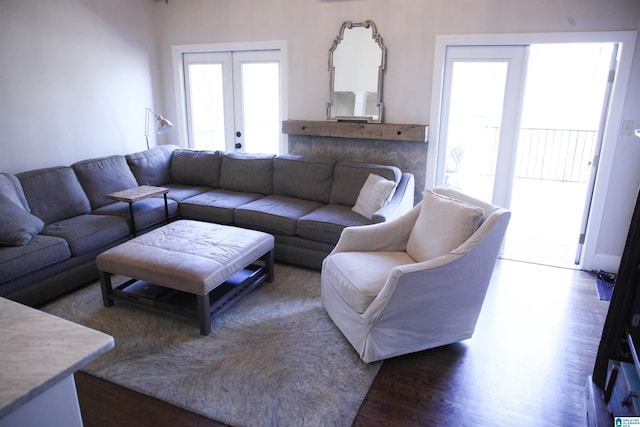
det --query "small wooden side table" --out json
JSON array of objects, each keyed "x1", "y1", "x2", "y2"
[{"x1": 106, "y1": 185, "x2": 169, "y2": 236}]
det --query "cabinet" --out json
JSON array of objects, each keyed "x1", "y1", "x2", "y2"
[{"x1": 589, "y1": 187, "x2": 640, "y2": 424}]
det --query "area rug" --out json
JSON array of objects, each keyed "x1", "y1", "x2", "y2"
[{"x1": 42, "y1": 264, "x2": 381, "y2": 427}]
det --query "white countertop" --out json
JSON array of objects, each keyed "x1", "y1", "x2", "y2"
[{"x1": 0, "y1": 297, "x2": 114, "y2": 418}]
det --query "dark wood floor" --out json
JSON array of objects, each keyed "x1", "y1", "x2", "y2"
[{"x1": 75, "y1": 259, "x2": 610, "y2": 426}]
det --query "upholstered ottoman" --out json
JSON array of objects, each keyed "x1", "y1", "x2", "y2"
[{"x1": 96, "y1": 220, "x2": 274, "y2": 335}]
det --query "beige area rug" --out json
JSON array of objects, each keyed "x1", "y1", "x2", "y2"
[{"x1": 42, "y1": 264, "x2": 381, "y2": 427}]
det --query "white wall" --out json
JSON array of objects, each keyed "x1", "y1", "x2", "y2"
[{"x1": 0, "y1": 0, "x2": 159, "y2": 174}]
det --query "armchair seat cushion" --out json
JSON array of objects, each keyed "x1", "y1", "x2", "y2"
[{"x1": 322, "y1": 251, "x2": 414, "y2": 314}]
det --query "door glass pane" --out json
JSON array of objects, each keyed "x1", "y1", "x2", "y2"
[
  {"x1": 187, "y1": 63, "x2": 226, "y2": 151},
  {"x1": 240, "y1": 62, "x2": 280, "y2": 154},
  {"x1": 444, "y1": 61, "x2": 508, "y2": 202}
]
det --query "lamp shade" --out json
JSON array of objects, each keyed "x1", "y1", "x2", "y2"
[{"x1": 156, "y1": 116, "x2": 174, "y2": 134}]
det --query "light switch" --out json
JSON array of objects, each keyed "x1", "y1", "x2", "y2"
[{"x1": 622, "y1": 120, "x2": 634, "y2": 135}]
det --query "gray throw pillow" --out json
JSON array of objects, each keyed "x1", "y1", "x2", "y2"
[{"x1": 0, "y1": 195, "x2": 44, "y2": 246}]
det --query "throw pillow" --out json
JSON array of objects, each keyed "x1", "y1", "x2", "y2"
[
  {"x1": 0, "y1": 195, "x2": 44, "y2": 246},
  {"x1": 352, "y1": 173, "x2": 397, "y2": 220},
  {"x1": 406, "y1": 189, "x2": 484, "y2": 262}
]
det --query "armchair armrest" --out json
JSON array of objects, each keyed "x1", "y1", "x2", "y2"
[{"x1": 331, "y1": 204, "x2": 420, "y2": 254}]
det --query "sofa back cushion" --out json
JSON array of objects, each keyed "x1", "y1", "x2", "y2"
[
  {"x1": 171, "y1": 149, "x2": 221, "y2": 188},
  {"x1": 17, "y1": 167, "x2": 91, "y2": 224},
  {"x1": 72, "y1": 155, "x2": 139, "y2": 209},
  {"x1": 218, "y1": 152, "x2": 275, "y2": 195},
  {"x1": 125, "y1": 145, "x2": 177, "y2": 186},
  {"x1": 273, "y1": 155, "x2": 335, "y2": 203},
  {"x1": 330, "y1": 161, "x2": 401, "y2": 206},
  {"x1": 0, "y1": 172, "x2": 30, "y2": 211}
]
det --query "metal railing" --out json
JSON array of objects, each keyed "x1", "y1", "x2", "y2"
[{"x1": 485, "y1": 127, "x2": 598, "y2": 183}]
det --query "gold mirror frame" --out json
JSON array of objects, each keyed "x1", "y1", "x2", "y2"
[{"x1": 327, "y1": 20, "x2": 386, "y2": 123}]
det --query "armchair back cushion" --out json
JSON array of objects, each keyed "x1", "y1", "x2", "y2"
[{"x1": 406, "y1": 189, "x2": 484, "y2": 262}]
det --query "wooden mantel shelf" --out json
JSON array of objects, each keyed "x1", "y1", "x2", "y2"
[{"x1": 282, "y1": 120, "x2": 428, "y2": 143}]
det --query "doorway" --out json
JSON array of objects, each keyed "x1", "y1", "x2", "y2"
[
  {"x1": 431, "y1": 39, "x2": 618, "y2": 269},
  {"x1": 172, "y1": 41, "x2": 288, "y2": 155}
]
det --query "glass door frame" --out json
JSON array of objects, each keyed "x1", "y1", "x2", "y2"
[
  {"x1": 172, "y1": 40, "x2": 288, "y2": 153},
  {"x1": 427, "y1": 31, "x2": 637, "y2": 270},
  {"x1": 436, "y1": 45, "x2": 529, "y2": 209}
]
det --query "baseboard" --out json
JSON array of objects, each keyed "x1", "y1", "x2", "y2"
[{"x1": 586, "y1": 375, "x2": 612, "y2": 427}]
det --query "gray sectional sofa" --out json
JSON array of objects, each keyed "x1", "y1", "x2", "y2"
[{"x1": 0, "y1": 145, "x2": 414, "y2": 307}]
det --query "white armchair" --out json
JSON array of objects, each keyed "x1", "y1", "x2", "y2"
[{"x1": 321, "y1": 187, "x2": 511, "y2": 363}]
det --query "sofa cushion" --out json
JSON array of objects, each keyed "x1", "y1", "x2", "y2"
[
  {"x1": 171, "y1": 149, "x2": 221, "y2": 188},
  {"x1": 125, "y1": 145, "x2": 177, "y2": 186},
  {"x1": 351, "y1": 173, "x2": 397, "y2": 220},
  {"x1": 0, "y1": 235, "x2": 71, "y2": 283},
  {"x1": 0, "y1": 195, "x2": 44, "y2": 246},
  {"x1": 0, "y1": 173, "x2": 30, "y2": 211},
  {"x1": 406, "y1": 189, "x2": 484, "y2": 262},
  {"x1": 72, "y1": 155, "x2": 139, "y2": 209},
  {"x1": 180, "y1": 190, "x2": 264, "y2": 224},
  {"x1": 298, "y1": 205, "x2": 371, "y2": 245},
  {"x1": 163, "y1": 184, "x2": 210, "y2": 203},
  {"x1": 218, "y1": 152, "x2": 275, "y2": 195},
  {"x1": 93, "y1": 198, "x2": 179, "y2": 231},
  {"x1": 330, "y1": 161, "x2": 401, "y2": 206},
  {"x1": 234, "y1": 195, "x2": 322, "y2": 236},
  {"x1": 273, "y1": 155, "x2": 335, "y2": 203},
  {"x1": 17, "y1": 167, "x2": 91, "y2": 225},
  {"x1": 40, "y1": 214, "x2": 130, "y2": 256}
]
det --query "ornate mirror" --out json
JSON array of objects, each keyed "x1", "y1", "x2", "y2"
[{"x1": 327, "y1": 20, "x2": 386, "y2": 123}]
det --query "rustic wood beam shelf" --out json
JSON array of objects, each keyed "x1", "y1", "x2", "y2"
[{"x1": 282, "y1": 120, "x2": 428, "y2": 143}]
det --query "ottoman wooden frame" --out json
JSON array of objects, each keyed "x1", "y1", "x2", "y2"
[{"x1": 96, "y1": 220, "x2": 274, "y2": 335}]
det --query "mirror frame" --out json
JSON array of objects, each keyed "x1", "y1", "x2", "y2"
[{"x1": 327, "y1": 20, "x2": 386, "y2": 123}]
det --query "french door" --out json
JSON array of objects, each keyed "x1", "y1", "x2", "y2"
[
  {"x1": 432, "y1": 42, "x2": 617, "y2": 268},
  {"x1": 435, "y1": 46, "x2": 528, "y2": 209},
  {"x1": 182, "y1": 48, "x2": 283, "y2": 154}
]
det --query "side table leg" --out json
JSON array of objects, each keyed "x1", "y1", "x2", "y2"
[
  {"x1": 163, "y1": 193, "x2": 169, "y2": 223},
  {"x1": 197, "y1": 294, "x2": 212, "y2": 335},
  {"x1": 128, "y1": 201, "x2": 137, "y2": 237}
]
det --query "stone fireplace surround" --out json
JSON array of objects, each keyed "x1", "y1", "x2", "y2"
[{"x1": 283, "y1": 120, "x2": 428, "y2": 204}]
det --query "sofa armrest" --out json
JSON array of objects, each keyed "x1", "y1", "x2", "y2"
[{"x1": 372, "y1": 173, "x2": 415, "y2": 223}]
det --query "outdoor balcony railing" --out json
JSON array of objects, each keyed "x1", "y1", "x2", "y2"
[{"x1": 484, "y1": 127, "x2": 598, "y2": 183}]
